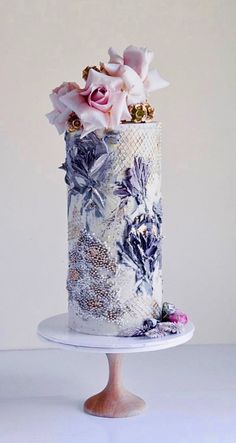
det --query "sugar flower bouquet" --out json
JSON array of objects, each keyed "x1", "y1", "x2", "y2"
[{"x1": 46, "y1": 45, "x2": 169, "y2": 137}]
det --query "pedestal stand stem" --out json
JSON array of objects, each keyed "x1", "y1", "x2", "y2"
[
  {"x1": 84, "y1": 352, "x2": 146, "y2": 418},
  {"x1": 106, "y1": 353, "x2": 123, "y2": 394}
]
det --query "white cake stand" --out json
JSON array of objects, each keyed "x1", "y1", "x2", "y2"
[{"x1": 37, "y1": 313, "x2": 194, "y2": 418}]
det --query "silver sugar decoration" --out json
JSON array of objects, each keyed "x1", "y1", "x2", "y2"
[
  {"x1": 67, "y1": 229, "x2": 126, "y2": 324},
  {"x1": 117, "y1": 213, "x2": 162, "y2": 296},
  {"x1": 162, "y1": 302, "x2": 176, "y2": 319},
  {"x1": 145, "y1": 321, "x2": 183, "y2": 339},
  {"x1": 114, "y1": 156, "x2": 150, "y2": 210},
  {"x1": 61, "y1": 131, "x2": 114, "y2": 226}
]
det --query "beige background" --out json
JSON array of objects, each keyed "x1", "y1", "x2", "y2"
[{"x1": 0, "y1": 0, "x2": 235, "y2": 349}]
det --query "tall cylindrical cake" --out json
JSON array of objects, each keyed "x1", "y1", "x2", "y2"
[
  {"x1": 47, "y1": 45, "x2": 188, "y2": 339},
  {"x1": 65, "y1": 122, "x2": 162, "y2": 336}
]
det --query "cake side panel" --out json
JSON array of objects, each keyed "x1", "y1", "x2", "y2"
[{"x1": 65, "y1": 123, "x2": 163, "y2": 336}]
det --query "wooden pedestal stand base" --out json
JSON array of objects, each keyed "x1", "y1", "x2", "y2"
[
  {"x1": 37, "y1": 314, "x2": 194, "y2": 419},
  {"x1": 84, "y1": 353, "x2": 146, "y2": 418}
]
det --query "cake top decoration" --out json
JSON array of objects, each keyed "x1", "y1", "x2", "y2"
[{"x1": 46, "y1": 45, "x2": 169, "y2": 137}]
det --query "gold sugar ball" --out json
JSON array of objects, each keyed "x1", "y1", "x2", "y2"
[
  {"x1": 146, "y1": 104, "x2": 155, "y2": 120},
  {"x1": 67, "y1": 112, "x2": 81, "y2": 132},
  {"x1": 128, "y1": 103, "x2": 155, "y2": 123},
  {"x1": 129, "y1": 103, "x2": 148, "y2": 123}
]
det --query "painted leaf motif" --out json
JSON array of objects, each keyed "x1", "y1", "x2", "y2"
[
  {"x1": 114, "y1": 156, "x2": 150, "y2": 208},
  {"x1": 117, "y1": 213, "x2": 162, "y2": 296},
  {"x1": 61, "y1": 131, "x2": 113, "y2": 218}
]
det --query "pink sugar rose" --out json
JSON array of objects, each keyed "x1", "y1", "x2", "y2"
[
  {"x1": 60, "y1": 69, "x2": 131, "y2": 137},
  {"x1": 167, "y1": 310, "x2": 188, "y2": 325},
  {"x1": 46, "y1": 82, "x2": 80, "y2": 134},
  {"x1": 102, "y1": 45, "x2": 169, "y2": 105}
]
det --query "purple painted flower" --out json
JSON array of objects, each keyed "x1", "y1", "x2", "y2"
[
  {"x1": 61, "y1": 131, "x2": 113, "y2": 219},
  {"x1": 114, "y1": 156, "x2": 150, "y2": 209},
  {"x1": 117, "y1": 213, "x2": 162, "y2": 296}
]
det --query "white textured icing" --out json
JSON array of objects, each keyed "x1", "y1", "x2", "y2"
[{"x1": 67, "y1": 122, "x2": 162, "y2": 336}]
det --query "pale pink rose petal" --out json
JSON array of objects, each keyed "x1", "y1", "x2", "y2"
[
  {"x1": 88, "y1": 87, "x2": 111, "y2": 112},
  {"x1": 120, "y1": 96, "x2": 132, "y2": 121},
  {"x1": 93, "y1": 94, "x2": 109, "y2": 104},
  {"x1": 46, "y1": 109, "x2": 59, "y2": 125},
  {"x1": 52, "y1": 82, "x2": 67, "y2": 95},
  {"x1": 80, "y1": 85, "x2": 92, "y2": 97},
  {"x1": 109, "y1": 91, "x2": 131, "y2": 128},
  {"x1": 79, "y1": 105, "x2": 108, "y2": 129},
  {"x1": 89, "y1": 99, "x2": 111, "y2": 112},
  {"x1": 46, "y1": 108, "x2": 71, "y2": 134},
  {"x1": 56, "y1": 108, "x2": 72, "y2": 124},
  {"x1": 101, "y1": 63, "x2": 122, "y2": 77},
  {"x1": 119, "y1": 65, "x2": 147, "y2": 105},
  {"x1": 123, "y1": 45, "x2": 154, "y2": 81},
  {"x1": 85, "y1": 68, "x2": 123, "y2": 91},
  {"x1": 108, "y1": 47, "x2": 124, "y2": 64},
  {"x1": 50, "y1": 92, "x2": 68, "y2": 114},
  {"x1": 103, "y1": 63, "x2": 146, "y2": 104},
  {"x1": 144, "y1": 69, "x2": 170, "y2": 92},
  {"x1": 59, "y1": 89, "x2": 85, "y2": 115},
  {"x1": 47, "y1": 82, "x2": 81, "y2": 134},
  {"x1": 91, "y1": 87, "x2": 108, "y2": 102},
  {"x1": 56, "y1": 108, "x2": 73, "y2": 133},
  {"x1": 60, "y1": 89, "x2": 109, "y2": 138},
  {"x1": 53, "y1": 82, "x2": 79, "y2": 95},
  {"x1": 67, "y1": 81, "x2": 80, "y2": 91},
  {"x1": 50, "y1": 82, "x2": 80, "y2": 113},
  {"x1": 89, "y1": 102, "x2": 111, "y2": 112},
  {"x1": 80, "y1": 110, "x2": 109, "y2": 138}
]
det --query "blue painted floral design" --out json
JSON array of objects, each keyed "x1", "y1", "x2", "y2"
[
  {"x1": 153, "y1": 198, "x2": 163, "y2": 227},
  {"x1": 114, "y1": 156, "x2": 150, "y2": 209},
  {"x1": 117, "y1": 213, "x2": 162, "y2": 296},
  {"x1": 61, "y1": 132, "x2": 113, "y2": 220}
]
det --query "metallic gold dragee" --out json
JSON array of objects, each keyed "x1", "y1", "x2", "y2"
[
  {"x1": 128, "y1": 103, "x2": 155, "y2": 123},
  {"x1": 67, "y1": 112, "x2": 82, "y2": 133},
  {"x1": 146, "y1": 104, "x2": 155, "y2": 120}
]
